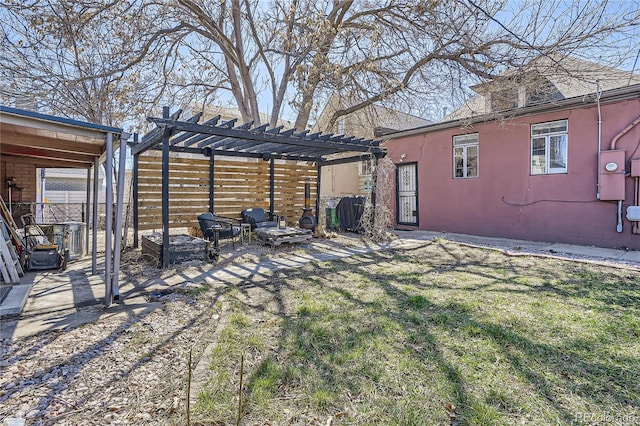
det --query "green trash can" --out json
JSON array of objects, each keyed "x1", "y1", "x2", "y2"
[{"x1": 325, "y1": 208, "x2": 339, "y2": 231}]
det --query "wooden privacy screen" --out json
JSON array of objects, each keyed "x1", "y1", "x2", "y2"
[{"x1": 137, "y1": 153, "x2": 317, "y2": 231}]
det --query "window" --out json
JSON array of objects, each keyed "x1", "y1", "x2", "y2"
[
  {"x1": 531, "y1": 120, "x2": 568, "y2": 175},
  {"x1": 360, "y1": 159, "x2": 372, "y2": 176},
  {"x1": 488, "y1": 87, "x2": 518, "y2": 112},
  {"x1": 453, "y1": 133, "x2": 478, "y2": 178}
]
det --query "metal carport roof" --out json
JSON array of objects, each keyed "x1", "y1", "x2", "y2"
[
  {"x1": 0, "y1": 105, "x2": 128, "y2": 306},
  {"x1": 0, "y1": 106, "x2": 123, "y2": 167}
]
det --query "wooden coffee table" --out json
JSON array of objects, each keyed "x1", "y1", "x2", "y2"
[{"x1": 254, "y1": 227, "x2": 312, "y2": 247}]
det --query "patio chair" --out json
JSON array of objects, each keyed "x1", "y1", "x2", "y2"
[
  {"x1": 241, "y1": 207, "x2": 278, "y2": 230},
  {"x1": 197, "y1": 212, "x2": 241, "y2": 249}
]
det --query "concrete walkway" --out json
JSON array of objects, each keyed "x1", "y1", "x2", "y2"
[
  {"x1": 1, "y1": 231, "x2": 638, "y2": 341},
  {"x1": 393, "y1": 230, "x2": 640, "y2": 265}
]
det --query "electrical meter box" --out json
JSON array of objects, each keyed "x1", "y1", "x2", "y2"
[{"x1": 600, "y1": 150, "x2": 626, "y2": 201}]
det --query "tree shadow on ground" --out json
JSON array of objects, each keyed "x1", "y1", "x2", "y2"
[{"x1": 209, "y1": 243, "x2": 639, "y2": 425}]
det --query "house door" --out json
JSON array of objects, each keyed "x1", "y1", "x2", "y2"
[{"x1": 396, "y1": 162, "x2": 418, "y2": 225}]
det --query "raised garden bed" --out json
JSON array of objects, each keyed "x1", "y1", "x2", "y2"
[{"x1": 141, "y1": 233, "x2": 208, "y2": 266}]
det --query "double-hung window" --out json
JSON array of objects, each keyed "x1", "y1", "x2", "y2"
[
  {"x1": 453, "y1": 133, "x2": 478, "y2": 178},
  {"x1": 531, "y1": 120, "x2": 568, "y2": 175}
]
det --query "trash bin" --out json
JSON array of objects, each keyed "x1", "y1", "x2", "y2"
[
  {"x1": 64, "y1": 222, "x2": 85, "y2": 260},
  {"x1": 38, "y1": 223, "x2": 66, "y2": 251},
  {"x1": 325, "y1": 208, "x2": 339, "y2": 231},
  {"x1": 51, "y1": 224, "x2": 66, "y2": 252}
]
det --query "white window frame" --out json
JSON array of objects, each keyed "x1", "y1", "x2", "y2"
[
  {"x1": 453, "y1": 133, "x2": 479, "y2": 179},
  {"x1": 530, "y1": 119, "x2": 568, "y2": 175},
  {"x1": 360, "y1": 159, "x2": 372, "y2": 176}
]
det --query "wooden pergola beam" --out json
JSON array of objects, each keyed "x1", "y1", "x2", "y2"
[{"x1": 146, "y1": 117, "x2": 381, "y2": 155}]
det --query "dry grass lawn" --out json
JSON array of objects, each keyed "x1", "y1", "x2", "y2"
[{"x1": 191, "y1": 239, "x2": 640, "y2": 425}]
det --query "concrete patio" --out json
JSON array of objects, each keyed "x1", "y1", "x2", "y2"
[{"x1": 2, "y1": 230, "x2": 639, "y2": 342}]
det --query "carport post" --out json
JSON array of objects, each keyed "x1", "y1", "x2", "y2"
[
  {"x1": 161, "y1": 107, "x2": 170, "y2": 269},
  {"x1": 85, "y1": 167, "x2": 91, "y2": 256},
  {"x1": 111, "y1": 133, "x2": 129, "y2": 301},
  {"x1": 104, "y1": 132, "x2": 113, "y2": 306},
  {"x1": 92, "y1": 157, "x2": 99, "y2": 275}
]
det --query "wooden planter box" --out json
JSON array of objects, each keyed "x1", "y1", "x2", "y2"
[{"x1": 142, "y1": 233, "x2": 208, "y2": 266}]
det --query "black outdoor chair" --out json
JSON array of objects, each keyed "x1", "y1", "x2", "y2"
[
  {"x1": 241, "y1": 207, "x2": 278, "y2": 230},
  {"x1": 197, "y1": 213, "x2": 241, "y2": 250}
]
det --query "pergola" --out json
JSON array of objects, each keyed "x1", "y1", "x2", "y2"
[
  {"x1": 131, "y1": 107, "x2": 386, "y2": 267},
  {"x1": 0, "y1": 105, "x2": 129, "y2": 306}
]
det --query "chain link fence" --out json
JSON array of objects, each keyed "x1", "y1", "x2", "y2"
[{"x1": 8, "y1": 202, "x2": 129, "y2": 231}]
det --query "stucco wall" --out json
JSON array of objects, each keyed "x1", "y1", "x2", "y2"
[{"x1": 384, "y1": 98, "x2": 640, "y2": 249}]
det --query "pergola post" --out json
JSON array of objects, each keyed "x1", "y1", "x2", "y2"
[
  {"x1": 269, "y1": 158, "x2": 275, "y2": 218},
  {"x1": 209, "y1": 149, "x2": 215, "y2": 213},
  {"x1": 161, "y1": 106, "x2": 170, "y2": 269},
  {"x1": 132, "y1": 150, "x2": 139, "y2": 249},
  {"x1": 316, "y1": 163, "x2": 321, "y2": 227}
]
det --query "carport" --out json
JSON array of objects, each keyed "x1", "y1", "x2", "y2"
[
  {"x1": 0, "y1": 105, "x2": 129, "y2": 306},
  {"x1": 131, "y1": 107, "x2": 386, "y2": 268}
]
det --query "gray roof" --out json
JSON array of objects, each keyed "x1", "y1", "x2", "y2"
[
  {"x1": 383, "y1": 82, "x2": 640, "y2": 140},
  {"x1": 446, "y1": 56, "x2": 640, "y2": 121}
]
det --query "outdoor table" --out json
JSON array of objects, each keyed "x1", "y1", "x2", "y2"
[{"x1": 254, "y1": 226, "x2": 312, "y2": 247}]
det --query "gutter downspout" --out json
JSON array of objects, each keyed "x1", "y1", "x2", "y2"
[
  {"x1": 634, "y1": 176, "x2": 639, "y2": 234},
  {"x1": 596, "y1": 82, "x2": 602, "y2": 199},
  {"x1": 617, "y1": 201, "x2": 623, "y2": 233},
  {"x1": 609, "y1": 113, "x2": 640, "y2": 234},
  {"x1": 610, "y1": 115, "x2": 640, "y2": 151}
]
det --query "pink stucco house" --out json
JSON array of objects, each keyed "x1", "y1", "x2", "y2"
[{"x1": 382, "y1": 60, "x2": 640, "y2": 250}]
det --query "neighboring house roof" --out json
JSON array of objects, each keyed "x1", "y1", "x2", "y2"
[
  {"x1": 446, "y1": 55, "x2": 640, "y2": 121},
  {"x1": 313, "y1": 94, "x2": 432, "y2": 140},
  {"x1": 193, "y1": 105, "x2": 294, "y2": 128},
  {"x1": 384, "y1": 82, "x2": 640, "y2": 140}
]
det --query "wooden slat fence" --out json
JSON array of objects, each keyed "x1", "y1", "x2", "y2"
[{"x1": 137, "y1": 153, "x2": 317, "y2": 231}]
